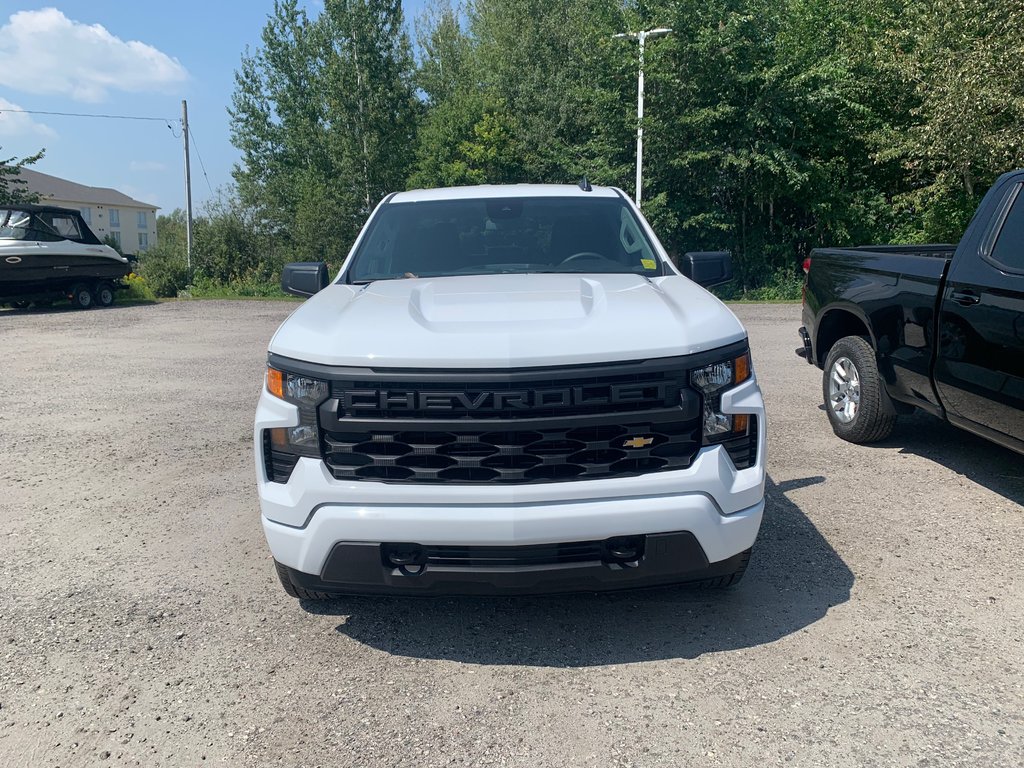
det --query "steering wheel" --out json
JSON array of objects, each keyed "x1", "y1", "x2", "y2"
[{"x1": 558, "y1": 251, "x2": 615, "y2": 265}]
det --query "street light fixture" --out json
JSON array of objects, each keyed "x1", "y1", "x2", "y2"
[{"x1": 612, "y1": 27, "x2": 673, "y2": 208}]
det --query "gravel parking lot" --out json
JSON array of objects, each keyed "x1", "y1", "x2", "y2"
[{"x1": 1, "y1": 299, "x2": 1021, "y2": 767}]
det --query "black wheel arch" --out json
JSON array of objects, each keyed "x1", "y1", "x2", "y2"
[{"x1": 814, "y1": 305, "x2": 875, "y2": 367}]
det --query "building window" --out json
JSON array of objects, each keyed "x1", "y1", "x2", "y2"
[
  {"x1": 109, "y1": 230, "x2": 121, "y2": 248},
  {"x1": 109, "y1": 208, "x2": 120, "y2": 228},
  {"x1": 137, "y1": 210, "x2": 147, "y2": 229},
  {"x1": 138, "y1": 232, "x2": 149, "y2": 251},
  {"x1": 80, "y1": 207, "x2": 91, "y2": 225}
]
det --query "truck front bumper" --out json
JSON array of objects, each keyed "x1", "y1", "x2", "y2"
[
  {"x1": 256, "y1": 377, "x2": 766, "y2": 595},
  {"x1": 274, "y1": 529, "x2": 756, "y2": 596}
]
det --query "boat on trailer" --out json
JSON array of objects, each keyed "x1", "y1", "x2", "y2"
[{"x1": 0, "y1": 204, "x2": 132, "y2": 309}]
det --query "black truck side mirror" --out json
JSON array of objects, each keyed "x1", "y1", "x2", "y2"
[
  {"x1": 281, "y1": 262, "x2": 329, "y2": 297},
  {"x1": 677, "y1": 251, "x2": 733, "y2": 288}
]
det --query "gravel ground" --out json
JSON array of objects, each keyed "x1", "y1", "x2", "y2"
[{"x1": 0, "y1": 299, "x2": 1021, "y2": 767}]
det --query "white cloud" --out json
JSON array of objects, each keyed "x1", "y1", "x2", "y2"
[
  {"x1": 129, "y1": 160, "x2": 167, "y2": 172},
  {"x1": 0, "y1": 97, "x2": 56, "y2": 139},
  {"x1": 0, "y1": 8, "x2": 188, "y2": 103}
]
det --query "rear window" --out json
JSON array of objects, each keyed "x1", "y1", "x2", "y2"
[{"x1": 346, "y1": 196, "x2": 663, "y2": 283}]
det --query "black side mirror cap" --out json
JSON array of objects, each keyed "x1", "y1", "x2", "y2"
[
  {"x1": 281, "y1": 262, "x2": 329, "y2": 297},
  {"x1": 679, "y1": 251, "x2": 733, "y2": 287}
]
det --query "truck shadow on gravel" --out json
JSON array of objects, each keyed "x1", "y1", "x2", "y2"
[
  {"x1": 876, "y1": 412, "x2": 1024, "y2": 505},
  {"x1": 305, "y1": 475, "x2": 853, "y2": 666}
]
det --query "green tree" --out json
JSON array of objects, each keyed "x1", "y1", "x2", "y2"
[
  {"x1": 0, "y1": 147, "x2": 44, "y2": 205},
  {"x1": 874, "y1": 0, "x2": 1024, "y2": 241},
  {"x1": 230, "y1": 0, "x2": 418, "y2": 262}
]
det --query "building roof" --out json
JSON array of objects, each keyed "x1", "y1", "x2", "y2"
[{"x1": 16, "y1": 167, "x2": 158, "y2": 210}]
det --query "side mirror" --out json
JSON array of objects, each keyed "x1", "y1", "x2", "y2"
[
  {"x1": 281, "y1": 262, "x2": 329, "y2": 297},
  {"x1": 679, "y1": 251, "x2": 733, "y2": 287}
]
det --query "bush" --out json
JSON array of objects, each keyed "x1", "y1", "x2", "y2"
[
  {"x1": 188, "y1": 275, "x2": 289, "y2": 299},
  {"x1": 122, "y1": 272, "x2": 156, "y2": 301},
  {"x1": 712, "y1": 266, "x2": 803, "y2": 302},
  {"x1": 138, "y1": 244, "x2": 190, "y2": 298}
]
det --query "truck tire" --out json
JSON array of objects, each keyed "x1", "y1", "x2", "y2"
[
  {"x1": 274, "y1": 560, "x2": 335, "y2": 601},
  {"x1": 94, "y1": 282, "x2": 116, "y2": 307},
  {"x1": 822, "y1": 335, "x2": 896, "y2": 443},
  {"x1": 691, "y1": 548, "x2": 751, "y2": 588},
  {"x1": 69, "y1": 283, "x2": 93, "y2": 310}
]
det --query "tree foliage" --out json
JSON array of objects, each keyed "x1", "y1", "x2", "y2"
[
  {"x1": 217, "y1": 0, "x2": 1024, "y2": 296},
  {"x1": 0, "y1": 147, "x2": 44, "y2": 206},
  {"x1": 230, "y1": 0, "x2": 417, "y2": 264}
]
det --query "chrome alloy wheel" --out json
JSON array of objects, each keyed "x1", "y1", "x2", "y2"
[{"x1": 828, "y1": 356, "x2": 861, "y2": 424}]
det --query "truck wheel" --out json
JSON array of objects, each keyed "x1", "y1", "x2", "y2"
[
  {"x1": 822, "y1": 335, "x2": 896, "y2": 443},
  {"x1": 94, "y1": 282, "x2": 116, "y2": 307},
  {"x1": 692, "y1": 548, "x2": 751, "y2": 588},
  {"x1": 70, "y1": 283, "x2": 93, "y2": 310},
  {"x1": 274, "y1": 560, "x2": 335, "y2": 601}
]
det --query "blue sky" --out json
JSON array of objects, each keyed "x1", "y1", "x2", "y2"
[{"x1": 0, "y1": 1, "x2": 430, "y2": 213}]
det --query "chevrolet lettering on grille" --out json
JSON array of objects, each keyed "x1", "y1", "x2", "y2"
[{"x1": 340, "y1": 384, "x2": 669, "y2": 412}]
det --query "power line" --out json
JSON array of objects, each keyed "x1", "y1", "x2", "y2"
[
  {"x1": 186, "y1": 125, "x2": 215, "y2": 196},
  {"x1": 0, "y1": 107, "x2": 178, "y2": 123}
]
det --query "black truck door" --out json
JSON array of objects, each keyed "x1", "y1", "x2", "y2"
[{"x1": 934, "y1": 181, "x2": 1024, "y2": 445}]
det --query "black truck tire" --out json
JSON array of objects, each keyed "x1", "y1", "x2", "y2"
[
  {"x1": 691, "y1": 548, "x2": 751, "y2": 588},
  {"x1": 822, "y1": 335, "x2": 896, "y2": 443},
  {"x1": 70, "y1": 283, "x2": 93, "y2": 310},
  {"x1": 274, "y1": 560, "x2": 335, "y2": 601}
]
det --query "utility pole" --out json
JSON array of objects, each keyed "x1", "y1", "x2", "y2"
[
  {"x1": 181, "y1": 99, "x2": 193, "y2": 272},
  {"x1": 612, "y1": 27, "x2": 673, "y2": 208}
]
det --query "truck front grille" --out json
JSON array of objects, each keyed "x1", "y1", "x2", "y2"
[
  {"x1": 322, "y1": 420, "x2": 701, "y2": 484},
  {"x1": 267, "y1": 351, "x2": 753, "y2": 485}
]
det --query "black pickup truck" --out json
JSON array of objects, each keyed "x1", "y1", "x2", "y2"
[{"x1": 798, "y1": 169, "x2": 1024, "y2": 455}]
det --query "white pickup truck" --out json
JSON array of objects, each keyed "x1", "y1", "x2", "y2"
[{"x1": 254, "y1": 183, "x2": 766, "y2": 598}]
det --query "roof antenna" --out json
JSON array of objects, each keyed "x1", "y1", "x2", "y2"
[{"x1": 578, "y1": 176, "x2": 592, "y2": 192}]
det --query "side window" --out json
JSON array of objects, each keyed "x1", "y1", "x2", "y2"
[
  {"x1": 50, "y1": 215, "x2": 82, "y2": 240},
  {"x1": 988, "y1": 185, "x2": 1024, "y2": 273}
]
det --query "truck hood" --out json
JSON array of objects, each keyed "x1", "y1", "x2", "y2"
[{"x1": 269, "y1": 273, "x2": 746, "y2": 368}]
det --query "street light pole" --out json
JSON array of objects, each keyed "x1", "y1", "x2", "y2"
[{"x1": 613, "y1": 27, "x2": 672, "y2": 208}]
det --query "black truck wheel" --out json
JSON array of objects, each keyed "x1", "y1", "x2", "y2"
[
  {"x1": 94, "y1": 282, "x2": 116, "y2": 307},
  {"x1": 691, "y1": 548, "x2": 752, "y2": 588},
  {"x1": 69, "y1": 283, "x2": 94, "y2": 310},
  {"x1": 822, "y1": 335, "x2": 896, "y2": 443},
  {"x1": 274, "y1": 560, "x2": 335, "y2": 601}
]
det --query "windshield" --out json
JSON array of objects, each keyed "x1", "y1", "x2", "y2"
[
  {"x1": 0, "y1": 209, "x2": 34, "y2": 240},
  {"x1": 346, "y1": 196, "x2": 664, "y2": 283}
]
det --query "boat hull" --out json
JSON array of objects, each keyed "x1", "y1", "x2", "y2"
[{"x1": 0, "y1": 243, "x2": 131, "y2": 300}]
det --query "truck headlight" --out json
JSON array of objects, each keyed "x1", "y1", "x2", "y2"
[
  {"x1": 690, "y1": 352, "x2": 752, "y2": 443},
  {"x1": 265, "y1": 367, "x2": 329, "y2": 459}
]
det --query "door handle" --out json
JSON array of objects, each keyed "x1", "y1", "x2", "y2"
[{"x1": 950, "y1": 289, "x2": 980, "y2": 307}]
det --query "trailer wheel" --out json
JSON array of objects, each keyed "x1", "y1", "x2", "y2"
[
  {"x1": 11, "y1": 300, "x2": 31, "y2": 310},
  {"x1": 94, "y1": 282, "x2": 115, "y2": 307},
  {"x1": 69, "y1": 283, "x2": 93, "y2": 310},
  {"x1": 822, "y1": 335, "x2": 896, "y2": 443}
]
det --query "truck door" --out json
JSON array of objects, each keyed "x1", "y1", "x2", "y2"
[{"x1": 934, "y1": 182, "x2": 1024, "y2": 444}]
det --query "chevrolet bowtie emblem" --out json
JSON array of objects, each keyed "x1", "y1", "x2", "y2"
[{"x1": 622, "y1": 436, "x2": 654, "y2": 449}]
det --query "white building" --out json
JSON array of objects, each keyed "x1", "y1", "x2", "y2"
[{"x1": 17, "y1": 167, "x2": 158, "y2": 256}]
